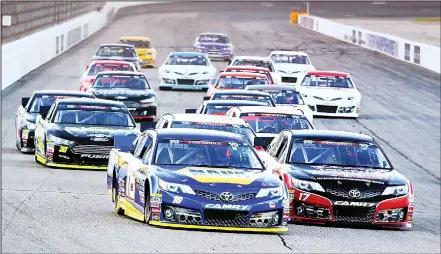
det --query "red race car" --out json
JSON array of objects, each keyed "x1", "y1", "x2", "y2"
[
  {"x1": 79, "y1": 60, "x2": 136, "y2": 92},
  {"x1": 222, "y1": 66, "x2": 275, "y2": 84},
  {"x1": 206, "y1": 72, "x2": 269, "y2": 97},
  {"x1": 256, "y1": 129, "x2": 414, "y2": 229}
]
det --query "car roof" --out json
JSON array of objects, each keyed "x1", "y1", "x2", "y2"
[
  {"x1": 307, "y1": 71, "x2": 349, "y2": 77},
  {"x1": 219, "y1": 72, "x2": 267, "y2": 78},
  {"x1": 56, "y1": 98, "x2": 124, "y2": 106},
  {"x1": 234, "y1": 106, "x2": 304, "y2": 115},
  {"x1": 212, "y1": 90, "x2": 271, "y2": 96},
  {"x1": 233, "y1": 56, "x2": 272, "y2": 61},
  {"x1": 199, "y1": 32, "x2": 228, "y2": 37},
  {"x1": 99, "y1": 43, "x2": 134, "y2": 48},
  {"x1": 225, "y1": 66, "x2": 270, "y2": 71},
  {"x1": 154, "y1": 128, "x2": 246, "y2": 143},
  {"x1": 205, "y1": 100, "x2": 268, "y2": 106},
  {"x1": 169, "y1": 52, "x2": 206, "y2": 57},
  {"x1": 90, "y1": 60, "x2": 134, "y2": 65},
  {"x1": 34, "y1": 90, "x2": 94, "y2": 97},
  {"x1": 290, "y1": 130, "x2": 374, "y2": 142},
  {"x1": 246, "y1": 85, "x2": 298, "y2": 91},
  {"x1": 270, "y1": 51, "x2": 309, "y2": 56},
  {"x1": 119, "y1": 37, "x2": 151, "y2": 41},
  {"x1": 165, "y1": 113, "x2": 248, "y2": 125},
  {"x1": 95, "y1": 71, "x2": 145, "y2": 76}
]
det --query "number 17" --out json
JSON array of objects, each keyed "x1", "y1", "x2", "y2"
[{"x1": 299, "y1": 193, "x2": 310, "y2": 201}]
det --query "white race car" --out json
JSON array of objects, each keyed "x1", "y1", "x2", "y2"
[
  {"x1": 229, "y1": 56, "x2": 281, "y2": 84},
  {"x1": 296, "y1": 71, "x2": 361, "y2": 118},
  {"x1": 158, "y1": 52, "x2": 217, "y2": 91},
  {"x1": 269, "y1": 51, "x2": 315, "y2": 85}
]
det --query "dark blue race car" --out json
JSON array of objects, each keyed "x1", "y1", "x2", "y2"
[{"x1": 107, "y1": 128, "x2": 289, "y2": 232}]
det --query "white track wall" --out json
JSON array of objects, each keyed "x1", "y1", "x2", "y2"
[
  {"x1": 298, "y1": 15, "x2": 440, "y2": 74},
  {"x1": 2, "y1": 2, "x2": 161, "y2": 91}
]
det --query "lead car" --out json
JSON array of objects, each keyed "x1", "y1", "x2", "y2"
[
  {"x1": 107, "y1": 128, "x2": 289, "y2": 232},
  {"x1": 257, "y1": 130, "x2": 415, "y2": 229}
]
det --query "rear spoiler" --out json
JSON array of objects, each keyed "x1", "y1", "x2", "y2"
[
  {"x1": 254, "y1": 136, "x2": 274, "y2": 150},
  {"x1": 185, "y1": 108, "x2": 197, "y2": 114},
  {"x1": 114, "y1": 135, "x2": 137, "y2": 153},
  {"x1": 140, "y1": 121, "x2": 157, "y2": 132}
]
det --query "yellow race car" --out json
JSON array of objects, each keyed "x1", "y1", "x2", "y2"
[{"x1": 118, "y1": 37, "x2": 157, "y2": 68}]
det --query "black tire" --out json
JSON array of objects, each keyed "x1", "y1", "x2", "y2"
[
  {"x1": 113, "y1": 176, "x2": 125, "y2": 215},
  {"x1": 144, "y1": 187, "x2": 151, "y2": 223}
]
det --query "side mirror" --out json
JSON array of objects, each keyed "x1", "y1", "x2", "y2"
[
  {"x1": 254, "y1": 137, "x2": 274, "y2": 149},
  {"x1": 185, "y1": 108, "x2": 197, "y2": 114},
  {"x1": 21, "y1": 97, "x2": 30, "y2": 107},
  {"x1": 140, "y1": 121, "x2": 157, "y2": 132},
  {"x1": 86, "y1": 65, "x2": 89, "y2": 70},
  {"x1": 39, "y1": 106, "x2": 51, "y2": 119},
  {"x1": 219, "y1": 70, "x2": 224, "y2": 73},
  {"x1": 203, "y1": 96, "x2": 211, "y2": 101}
]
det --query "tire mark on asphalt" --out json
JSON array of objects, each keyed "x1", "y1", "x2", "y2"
[
  {"x1": 277, "y1": 234, "x2": 293, "y2": 250},
  {"x1": 2, "y1": 189, "x2": 108, "y2": 196}
]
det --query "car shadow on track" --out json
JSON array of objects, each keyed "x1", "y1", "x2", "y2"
[{"x1": 290, "y1": 221, "x2": 408, "y2": 232}]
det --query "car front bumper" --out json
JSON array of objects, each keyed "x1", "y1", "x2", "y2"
[{"x1": 305, "y1": 100, "x2": 360, "y2": 118}]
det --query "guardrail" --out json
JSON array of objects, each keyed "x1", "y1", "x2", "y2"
[
  {"x1": 1, "y1": 1, "x2": 165, "y2": 92},
  {"x1": 297, "y1": 14, "x2": 440, "y2": 74}
]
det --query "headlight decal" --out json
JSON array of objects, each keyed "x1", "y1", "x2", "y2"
[
  {"x1": 292, "y1": 178, "x2": 325, "y2": 192},
  {"x1": 158, "y1": 179, "x2": 196, "y2": 195},
  {"x1": 256, "y1": 186, "x2": 283, "y2": 198},
  {"x1": 382, "y1": 185, "x2": 409, "y2": 196}
]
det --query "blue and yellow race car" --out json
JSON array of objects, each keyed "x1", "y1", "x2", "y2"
[{"x1": 107, "y1": 128, "x2": 289, "y2": 232}]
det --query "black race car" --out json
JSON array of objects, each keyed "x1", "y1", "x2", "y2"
[
  {"x1": 15, "y1": 90, "x2": 95, "y2": 153},
  {"x1": 203, "y1": 90, "x2": 276, "y2": 106},
  {"x1": 88, "y1": 71, "x2": 157, "y2": 122},
  {"x1": 34, "y1": 98, "x2": 139, "y2": 170},
  {"x1": 90, "y1": 44, "x2": 141, "y2": 70}
]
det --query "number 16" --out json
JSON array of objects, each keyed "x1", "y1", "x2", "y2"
[{"x1": 299, "y1": 193, "x2": 310, "y2": 201}]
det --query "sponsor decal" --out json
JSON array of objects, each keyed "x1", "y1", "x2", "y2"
[
  {"x1": 150, "y1": 202, "x2": 160, "y2": 208},
  {"x1": 59, "y1": 146, "x2": 68, "y2": 153},
  {"x1": 80, "y1": 154, "x2": 109, "y2": 159},
  {"x1": 139, "y1": 190, "x2": 144, "y2": 204},
  {"x1": 367, "y1": 33, "x2": 398, "y2": 57},
  {"x1": 269, "y1": 202, "x2": 276, "y2": 208},
  {"x1": 404, "y1": 43, "x2": 411, "y2": 61},
  {"x1": 413, "y1": 45, "x2": 420, "y2": 64},
  {"x1": 152, "y1": 207, "x2": 161, "y2": 213},
  {"x1": 172, "y1": 196, "x2": 183, "y2": 204},
  {"x1": 407, "y1": 215, "x2": 413, "y2": 222},
  {"x1": 91, "y1": 137, "x2": 109, "y2": 142},
  {"x1": 177, "y1": 167, "x2": 258, "y2": 185},
  {"x1": 205, "y1": 204, "x2": 249, "y2": 210},
  {"x1": 152, "y1": 214, "x2": 160, "y2": 221},
  {"x1": 88, "y1": 133, "x2": 111, "y2": 138},
  {"x1": 282, "y1": 221, "x2": 287, "y2": 226},
  {"x1": 334, "y1": 201, "x2": 376, "y2": 207},
  {"x1": 152, "y1": 193, "x2": 162, "y2": 197},
  {"x1": 150, "y1": 196, "x2": 161, "y2": 203}
]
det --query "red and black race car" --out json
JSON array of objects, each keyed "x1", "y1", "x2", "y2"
[{"x1": 256, "y1": 129, "x2": 414, "y2": 229}]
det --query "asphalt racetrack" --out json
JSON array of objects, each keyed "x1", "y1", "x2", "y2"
[{"x1": 2, "y1": 2, "x2": 440, "y2": 253}]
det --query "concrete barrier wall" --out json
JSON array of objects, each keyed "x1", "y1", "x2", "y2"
[
  {"x1": 298, "y1": 15, "x2": 440, "y2": 74},
  {"x1": 1, "y1": 2, "x2": 163, "y2": 91}
]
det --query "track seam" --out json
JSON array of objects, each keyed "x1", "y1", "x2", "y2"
[{"x1": 277, "y1": 234, "x2": 293, "y2": 250}]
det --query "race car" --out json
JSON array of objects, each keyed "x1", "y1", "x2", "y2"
[
  {"x1": 245, "y1": 85, "x2": 314, "y2": 122},
  {"x1": 229, "y1": 56, "x2": 281, "y2": 84},
  {"x1": 90, "y1": 44, "x2": 141, "y2": 70},
  {"x1": 88, "y1": 71, "x2": 157, "y2": 122},
  {"x1": 257, "y1": 130, "x2": 414, "y2": 229},
  {"x1": 79, "y1": 60, "x2": 137, "y2": 92},
  {"x1": 269, "y1": 51, "x2": 316, "y2": 85},
  {"x1": 16, "y1": 90, "x2": 95, "y2": 153},
  {"x1": 146, "y1": 114, "x2": 256, "y2": 146},
  {"x1": 107, "y1": 128, "x2": 289, "y2": 232},
  {"x1": 221, "y1": 66, "x2": 275, "y2": 84},
  {"x1": 296, "y1": 71, "x2": 361, "y2": 118},
  {"x1": 194, "y1": 32, "x2": 234, "y2": 63},
  {"x1": 118, "y1": 37, "x2": 157, "y2": 68},
  {"x1": 206, "y1": 72, "x2": 269, "y2": 97},
  {"x1": 203, "y1": 90, "x2": 276, "y2": 107},
  {"x1": 225, "y1": 106, "x2": 315, "y2": 148},
  {"x1": 185, "y1": 100, "x2": 269, "y2": 116},
  {"x1": 34, "y1": 98, "x2": 139, "y2": 169},
  {"x1": 158, "y1": 52, "x2": 217, "y2": 91}
]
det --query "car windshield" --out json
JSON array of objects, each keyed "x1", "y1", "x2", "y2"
[
  {"x1": 166, "y1": 55, "x2": 208, "y2": 65},
  {"x1": 53, "y1": 104, "x2": 135, "y2": 127},
  {"x1": 119, "y1": 40, "x2": 151, "y2": 48},
  {"x1": 155, "y1": 139, "x2": 263, "y2": 169},
  {"x1": 170, "y1": 121, "x2": 256, "y2": 145},
  {"x1": 261, "y1": 90, "x2": 305, "y2": 105},
  {"x1": 289, "y1": 139, "x2": 392, "y2": 169},
  {"x1": 232, "y1": 59, "x2": 275, "y2": 72},
  {"x1": 227, "y1": 69, "x2": 273, "y2": 82},
  {"x1": 301, "y1": 75, "x2": 354, "y2": 89},
  {"x1": 205, "y1": 105, "x2": 233, "y2": 115},
  {"x1": 199, "y1": 34, "x2": 229, "y2": 44},
  {"x1": 28, "y1": 95, "x2": 92, "y2": 113},
  {"x1": 212, "y1": 94, "x2": 273, "y2": 106},
  {"x1": 96, "y1": 46, "x2": 136, "y2": 58},
  {"x1": 92, "y1": 74, "x2": 150, "y2": 89},
  {"x1": 270, "y1": 54, "x2": 310, "y2": 64},
  {"x1": 216, "y1": 76, "x2": 268, "y2": 89},
  {"x1": 241, "y1": 113, "x2": 312, "y2": 134},
  {"x1": 87, "y1": 63, "x2": 135, "y2": 76}
]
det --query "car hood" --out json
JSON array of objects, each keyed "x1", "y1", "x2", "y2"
[
  {"x1": 153, "y1": 165, "x2": 282, "y2": 189},
  {"x1": 299, "y1": 86, "x2": 358, "y2": 98},
  {"x1": 287, "y1": 164, "x2": 406, "y2": 185},
  {"x1": 275, "y1": 63, "x2": 314, "y2": 73},
  {"x1": 199, "y1": 42, "x2": 230, "y2": 47},
  {"x1": 90, "y1": 88, "x2": 156, "y2": 100},
  {"x1": 162, "y1": 65, "x2": 212, "y2": 74}
]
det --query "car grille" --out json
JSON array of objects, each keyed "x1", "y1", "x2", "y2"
[
  {"x1": 177, "y1": 79, "x2": 195, "y2": 85},
  {"x1": 71, "y1": 145, "x2": 113, "y2": 154},
  {"x1": 333, "y1": 206, "x2": 376, "y2": 224},
  {"x1": 203, "y1": 209, "x2": 248, "y2": 227},
  {"x1": 122, "y1": 101, "x2": 140, "y2": 108},
  {"x1": 281, "y1": 77, "x2": 297, "y2": 83},
  {"x1": 196, "y1": 190, "x2": 256, "y2": 202},
  {"x1": 326, "y1": 188, "x2": 382, "y2": 200},
  {"x1": 316, "y1": 105, "x2": 338, "y2": 113}
]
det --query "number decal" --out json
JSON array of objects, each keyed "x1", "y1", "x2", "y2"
[
  {"x1": 125, "y1": 165, "x2": 136, "y2": 200},
  {"x1": 299, "y1": 193, "x2": 310, "y2": 201}
]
